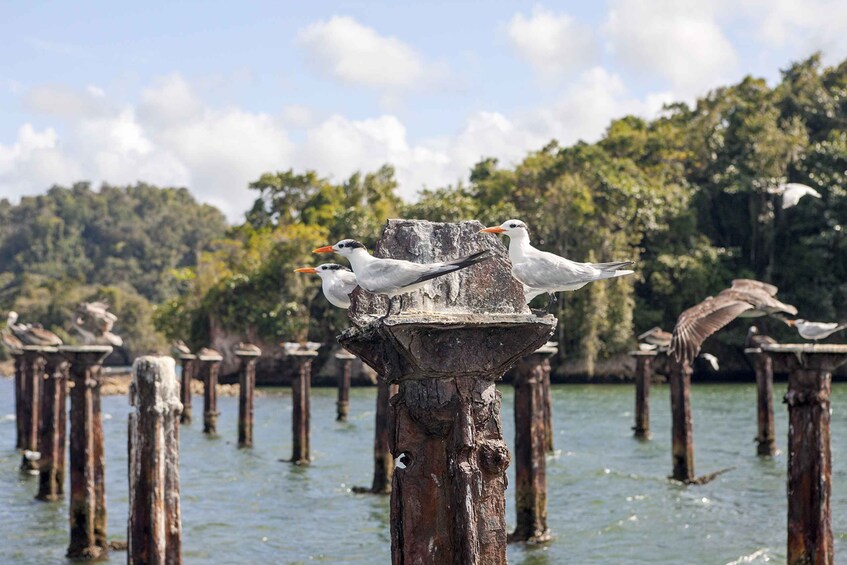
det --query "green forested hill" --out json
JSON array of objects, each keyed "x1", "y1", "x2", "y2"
[{"x1": 0, "y1": 182, "x2": 227, "y2": 356}]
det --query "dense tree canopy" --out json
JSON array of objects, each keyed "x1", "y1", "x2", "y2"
[{"x1": 5, "y1": 54, "x2": 847, "y2": 373}]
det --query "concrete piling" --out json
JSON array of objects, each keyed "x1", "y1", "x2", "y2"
[
  {"x1": 20, "y1": 347, "x2": 46, "y2": 473},
  {"x1": 36, "y1": 348, "x2": 68, "y2": 501},
  {"x1": 197, "y1": 349, "x2": 223, "y2": 435},
  {"x1": 510, "y1": 342, "x2": 557, "y2": 543},
  {"x1": 128, "y1": 356, "x2": 183, "y2": 565},
  {"x1": 286, "y1": 347, "x2": 318, "y2": 464},
  {"x1": 762, "y1": 344, "x2": 847, "y2": 565},
  {"x1": 745, "y1": 348, "x2": 776, "y2": 456},
  {"x1": 630, "y1": 350, "x2": 657, "y2": 439},
  {"x1": 177, "y1": 353, "x2": 196, "y2": 424},
  {"x1": 61, "y1": 345, "x2": 113, "y2": 560},
  {"x1": 369, "y1": 381, "x2": 397, "y2": 494},
  {"x1": 234, "y1": 345, "x2": 261, "y2": 448},
  {"x1": 340, "y1": 219, "x2": 556, "y2": 564},
  {"x1": 541, "y1": 354, "x2": 554, "y2": 453},
  {"x1": 335, "y1": 350, "x2": 356, "y2": 422},
  {"x1": 669, "y1": 358, "x2": 695, "y2": 483}
]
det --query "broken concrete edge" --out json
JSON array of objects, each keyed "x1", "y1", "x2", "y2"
[
  {"x1": 335, "y1": 351, "x2": 357, "y2": 360},
  {"x1": 234, "y1": 350, "x2": 261, "y2": 358},
  {"x1": 57, "y1": 345, "x2": 114, "y2": 353},
  {"x1": 628, "y1": 350, "x2": 659, "y2": 357},
  {"x1": 761, "y1": 344, "x2": 847, "y2": 353},
  {"x1": 197, "y1": 354, "x2": 224, "y2": 362},
  {"x1": 21, "y1": 345, "x2": 59, "y2": 353},
  {"x1": 177, "y1": 353, "x2": 197, "y2": 360}
]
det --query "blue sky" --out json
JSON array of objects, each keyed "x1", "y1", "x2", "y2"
[{"x1": 2, "y1": 1, "x2": 846, "y2": 221}]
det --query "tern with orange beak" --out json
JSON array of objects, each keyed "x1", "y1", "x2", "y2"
[
  {"x1": 480, "y1": 219, "x2": 635, "y2": 305},
  {"x1": 313, "y1": 239, "x2": 493, "y2": 315},
  {"x1": 784, "y1": 318, "x2": 847, "y2": 341},
  {"x1": 294, "y1": 264, "x2": 358, "y2": 309}
]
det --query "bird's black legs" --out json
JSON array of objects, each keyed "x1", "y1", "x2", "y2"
[{"x1": 382, "y1": 296, "x2": 398, "y2": 320}]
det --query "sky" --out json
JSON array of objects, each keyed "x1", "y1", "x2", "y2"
[{"x1": 2, "y1": 1, "x2": 847, "y2": 222}]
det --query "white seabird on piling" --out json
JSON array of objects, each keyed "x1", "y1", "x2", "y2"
[
  {"x1": 294, "y1": 263, "x2": 358, "y2": 309},
  {"x1": 784, "y1": 318, "x2": 847, "y2": 341}
]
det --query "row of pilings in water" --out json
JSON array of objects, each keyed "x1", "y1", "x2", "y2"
[
  {"x1": 9, "y1": 216, "x2": 847, "y2": 565},
  {"x1": 8, "y1": 327, "x2": 846, "y2": 563}
]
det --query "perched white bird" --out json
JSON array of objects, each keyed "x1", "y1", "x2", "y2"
[
  {"x1": 767, "y1": 182, "x2": 822, "y2": 209},
  {"x1": 638, "y1": 343, "x2": 658, "y2": 352},
  {"x1": 294, "y1": 264, "x2": 358, "y2": 309},
  {"x1": 480, "y1": 219, "x2": 634, "y2": 305},
  {"x1": 6, "y1": 311, "x2": 63, "y2": 347},
  {"x1": 314, "y1": 239, "x2": 493, "y2": 314},
  {"x1": 699, "y1": 353, "x2": 720, "y2": 372},
  {"x1": 785, "y1": 318, "x2": 847, "y2": 341}
]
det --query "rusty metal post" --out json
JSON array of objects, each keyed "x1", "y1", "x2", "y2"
[
  {"x1": 510, "y1": 342, "x2": 557, "y2": 543},
  {"x1": 340, "y1": 219, "x2": 557, "y2": 565},
  {"x1": 12, "y1": 351, "x2": 24, "y2": 449},
  {"x1": 669, "y1": 358, "x2": 695, "y2": 483},
  {"x1": 177, "y1": 353, "x2": 196, "y2": 424},
  {"x1": 61, "y1": 345, "x2": 112, "y2": 560},
  {"x1": 745, "y1": 348, "x2": 776, "y2": 456},
  {"x1": 36, "y1": 349, "x2": 68, "y2": 501},
  {"x1": 235, "y1": 345, "x2": 261, "y2": 448},
  {"x1": 197, "y1": 350, "x2": 222, "y2": 435},
  {"x1": 762, "y1": 344, "x2": 847, "y2": 565},
  {"x1": 128, "y1": 356, "x2": 183, "y2": 565},
  {"x1": 20, "y1": 347, "x2": 47, "y2": 473},
  {"x1": 335, "y1": 350, "x2": 355, "y2": 422},
  {"x1": 630, "y1": 350, "x2": 656, "y2": 439},
  {"x1": 288, "y1": 349, "x2": 318, "y2": 464},
  {"x1": 540, "y1": 352, "x2": 554, "y2": 453}
]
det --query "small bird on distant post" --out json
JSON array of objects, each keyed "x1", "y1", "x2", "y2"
[{"x1": 784, "y1": 318, "x2": 847, "y2": 341}]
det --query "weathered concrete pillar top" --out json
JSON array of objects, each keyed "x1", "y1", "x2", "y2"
[
  {"x1": 197, "y1": 347, "x2": 223, "y2": 362},
  {"x1": 233, "y1": 344, "x2": 261, "y2": 358},
  {"x1": 761, "y1": 343, "x2": 847, "y2": 371},
  {"x1": 130, "y1": 356, "x2": 183, "y2": 414},
  {"x1": 628, "y1": 350, "x2": 658, "y2": 357},
  {"x1": 340, "y1": 220, "x2": 556, "y2": 382},
  {"x1": 177, "y1": 353, "x2": 197, "y2": 361},
  {"x1": 335, "y1": 350, "x2": 357, "y2": 360},
  {"x1": 22, "y1": 344, "x2": 58, "y2": 354},
  {"x1": 283, "y1": 342, "x2": 320, "y2": 357},
  {"x1": 58, "y1": 344, "x2": 113, "y2": 365}
]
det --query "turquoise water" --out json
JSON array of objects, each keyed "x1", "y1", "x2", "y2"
[{"x1": 2, "y1": 377, "x2": 846, "y2": 564}]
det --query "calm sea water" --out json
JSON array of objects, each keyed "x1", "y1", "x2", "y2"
[{"x1": 2, "y1": 376, "x2": 846, "y2": 564}]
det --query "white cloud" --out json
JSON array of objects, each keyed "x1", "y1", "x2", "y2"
[
  {"x1": 297, "y1": 16, "x2": 445, "y2": 91},
  {"x1": 740, "y1": 0, "x2": 847, "y2": 63},
  {"x1": 604, "y1": 0, "x2": 738, "y2": 97},
  {"x1": 24, "y1": 84, "x2": 109, "y2": 119},
  {"x1": 506, "y1": 5, "x2": 596, "y2": 79},
  {"x1": 1, "y1": 66, "x2": 671, "y2": 218}
]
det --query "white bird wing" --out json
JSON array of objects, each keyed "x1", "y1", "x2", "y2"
[
  {"x1": 512, "y1": 249, "x2": 601, "y2": 290},
  {"x1": 358, "y1": 258, "x2": 438, "y2": 293},
  {"x1": 337, "y1": 269, "x2": 359, "y2": 295},
  {"x1": 781, "y1": 183, "x2": 821, "y2": 209}
]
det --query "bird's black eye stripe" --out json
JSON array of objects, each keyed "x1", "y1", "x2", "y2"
[
  {"x1": 339, "y1": 243, "x2": 345, "y2": 248},
  {"x1": 509, "y1": 223, "x2": 516, "y2": 228}
]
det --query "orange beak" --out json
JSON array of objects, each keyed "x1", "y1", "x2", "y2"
[
  {"x1": 784, "y1": 319, "x2": 796, "y2": 326},
  {"x1": 294, "y1": 267, "x2": 318, "y2": 274},
  {"x1": 480, "y1": 226, "x2": 506, "y2": 233},
  {"x1": 313, "y1": 245, "x2": 335, "y2": 253}
]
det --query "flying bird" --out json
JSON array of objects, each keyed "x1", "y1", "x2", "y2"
[
  {"x1": 767, "y1": 182, "x2": 822, "y2": 209},
  {"x1": 670, "y1": 280, "x2": 797, "y2": 365},
  {"x1": 784, "y1": 318, "x2": 847, "y2": 341},
  {"x1": 6, "y1": 311, "x2": 63, "y2": 347},
  {"x1": 745, "y1": 326, "x2": 777, "y2": 349},
  {"x1": 638, "y1": 326, "x2": 672, "y2": 349},
  {"x1": 294, "y1": 263, "x2": 358, "y2": 309},
  {"x1": 699, "y1": 353, "x2": 720, "y2": 372},
  {"x1": 480, "y1": 220, "x2": 634, "y2": 306},
  {"x1": 313, "y1": 239, "x2": 493, "y2": 314}
]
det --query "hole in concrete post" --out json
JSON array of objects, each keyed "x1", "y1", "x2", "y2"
[{"x1": 395, "y1": 452, "x2": 411, "y2": 469}]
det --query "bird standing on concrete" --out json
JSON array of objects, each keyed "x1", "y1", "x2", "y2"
[
  {"x1": 767, "y1": 182, "x2": 822, "y2": 209},
  {"x1": 745, "y1": 326, "x2": 777, "y2": 349},
  {"x1": 480, "y1": 219, "x2": 634, "y2": 305},
  {"x1": 638, "y1": 327, "x2": 672, "y2": 349},
  {"x1": 6, "y1": 311, "x2": 63, "y2": 347},
  {"x1": 72, "y1": 301, "x2": 123, "y2": 347},
  {"x1": 784, "y1": 319, "x2": 847, "y2": 341},
  {"x1": 670, "y1": 280, "x2": 797, "y2": 365},
  {"x1": 294, "y1": 264, "x2": 358, "y2": 309},
  {"x1": 313, "y1": 239, "x2": 493, "y2": 314}
]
